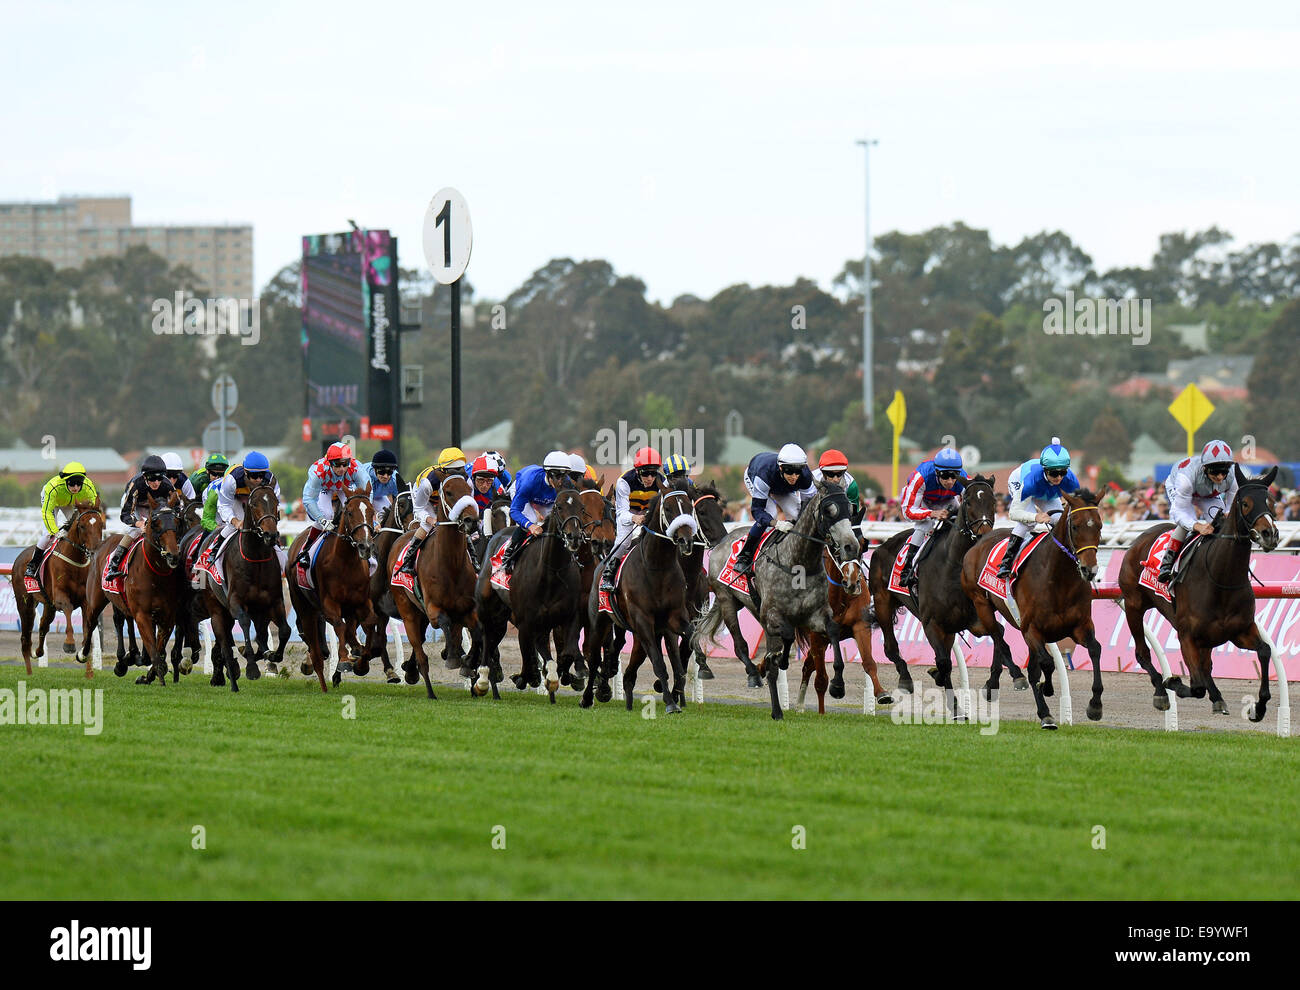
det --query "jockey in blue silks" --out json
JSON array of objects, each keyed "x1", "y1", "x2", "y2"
[
  {"x1": 999, "y1": 436, "x2": 1080, "y2": 580},
  {"x1": 733, "y1": 444, "x2": 816, "y2": 578},
  {"x1": 500, "y1": 450, "x2": 573, "y2": 573},
  {"x1": 359, "y1": 449, "x2": 405, "y2": 519},
  {"x1": 896, "y1": 446, "x2": 967, "y2": 587}
]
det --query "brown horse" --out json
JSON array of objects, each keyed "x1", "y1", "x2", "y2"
[
  {"x1": 390, "y1": 472, "x2": 481, "y2": 699},
  {"x1": 1118, "y1": 465, "x2": 1280, "y2": 719},
  {"x1": 11, "y1": 499, "x2": 106, "y2": 675},
  {"x1": 551, "y1": 486, "x2": 615, "y2": 693},
  {"x1": 475, "y1": 488, "x2": 592, "y2": 702},
  {"x1": 961, "y1": 490, "x2": 1105, "y2": 729},
  {"x1": 364, "y1": 488, "x2": 416, "y2": 683},
  {"x1": 868, "y1": 475, "x2": 1011, "y2": 698},
  {"x1": 581, "y1": 486, "x2": 699, "y2": 712},
  {"x1": 187, "y1": 485, "x2": 290, "y2": 690},
  {"x1": 81, "y1": 493, "x2": 185, "y2": 683},
  {"x1": 286, "y1": 485, "x2": 377, "y2": 693},
  {"x1": 801, "y1": 550, "x2": 891, "y2": 713}
]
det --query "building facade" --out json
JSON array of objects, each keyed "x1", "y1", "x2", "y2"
[{"x1": 0, "y1": 195, "x2": 253, "y2": 299}]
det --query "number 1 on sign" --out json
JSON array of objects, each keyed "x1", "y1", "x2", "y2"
[{"x1": 435, "y1": 199, "x2": 451, "y2": 268}]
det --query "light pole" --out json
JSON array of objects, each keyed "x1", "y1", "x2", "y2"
[{"x1": 856, "y1": 138, "x2": 878, "y2": 431}]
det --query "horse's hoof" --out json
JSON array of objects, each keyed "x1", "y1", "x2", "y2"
[
  {"x1": 402, "y1": 659, "x2": 416, "y2": 674},
  {"x1": 926, "y1": 666, "x2": 940, "y2": 683},
  {"x1": 696, "y1": 659, "x2": 714, "y2": 680},
  {"x1": 403, "y1": 668, "x2": 419, "y2": 685},
  {"x1": 665, "y1": 699, "x2": 682, "y2": 714},
  {"x1": 300, "y1": 661, "x2": 313, "y2": 676},
  {"x1": 1012, "y1": 676, "x2": 1029, "y2": 692},
  {"x1": 596, "y1": 680, "x2": 612, "y2": 704},
  {"x1": 527, "y1": 671, "x2": 542, "y2": 689},
  {"x1": 653, "y1": 678, "x2": 662, "y2": 692},
  {"x1": 1042, "y1": 681, "x2": 1054, "y2": 697},
  {"x1": 580, "y1": 695, "x2": 593, "y2": 709},
  {"x1": 353, "y1": 658, "x2": 370, "y2": 677},
  {"x1": 560, "y1": 671, "x2": 572, "y2": 686},
  {"x1": 828, "y1": 678, "x2": 845, "y2": 700},
  {"x1": 1086, "y1": 700, "x2": 1103, "y2": 722},
  {"x1": 331, "y1": 670, "x2": 341, "y2": 687},
  {"x1": 337, "y1": 660, "x2": 354, "y2": 675},
  {"x1": 62, "y1": 642, "x2": 76, "y2": 655},
  {"x1": 875, "y1": 693, "x2": 894, "y2": 706},
  {"x1": 771, "y1": 708, "x2": 784, "y2": 721},
  {"x1": 746, "y1": 674, "x2": 762, "y2": 688},
  {"x1": 179, "y1": 659, "x2": 193, "y2": 675},
  {"x1": 510, "y1": 674, "x2": 527, "y2": 690},
  {"x1": 246, "y1": 662, "x2": 261, "y2": 681},
  {"x1": 548, "y1": 691, "x2": 557, "y2": 704},
  {"x1": 572, "y1": 660, "x2": 588, "y2": 680},
  {"x1": 134, "y1": 675, "x2": 148, "y2": 685},
  {"x1": 1040, "y1": 717, "x2": 1058, "y2": 731},
  {"x1": 443, "y1": 656, "x2": 460, "y2": 671},
  {"x1": 114, "y1": 661, "x2": 128, "y2": 678},
  {"x1": 570, "y1": 676, "x2": 585, "y2": 693},
  {"x1": 1212, "y1": 699, "x2": 1229, "y2": 715},
  {"x1": 1153, "y1": 693, "x2": 1170, "y2": 712}
]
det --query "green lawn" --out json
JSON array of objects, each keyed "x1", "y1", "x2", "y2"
[{"x1": 1, "y1": 663, "x2": 1296, "y2": 900}]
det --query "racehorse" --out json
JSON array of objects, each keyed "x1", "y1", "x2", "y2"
[
  {"x1": 475, "y1": 488, "x2": 592, "y2": 702},
  {"x1": 389, "y1": 472, "x2": 481, "y2": 699},
  {"x1": 551, "y1": 486, "x2": 614, "y2": 692},
  {"x1": 672, "y1": 482, "x2": 729, "y2": 683},
  {"x1": 1117, "y1": 465, "x2": 1280, "y2": 720},
  {"x1": 961, "y1": 489, "x2": 1105, "y2": 729},
  {"x1": 364, "y1": 488, "x2": 416, "y2": 683},
  {"x1": 696, "y1": 483, "x2": 859, "y2": 720},
  {"x1": 286, "y1": 485, "x2": 378, "y2": 693},
  {"x1": 580, "y1": 486, "x2": 699, "y2": 712},
  {"x1": 800, "y1": 550, "x2": 878, "y2": 714},
  {"x1": 867, "y1": 475, "x2": 1012, "y2": 698},
  {"x1": 81, "y1": 493, "x2": 185, "y2": 684},
  {"x1": 11, "y1": 499, "x2": 106, "y2": 675},
  {"x1": 188, "y1": 484, "x2": 290, "y2": 690}
]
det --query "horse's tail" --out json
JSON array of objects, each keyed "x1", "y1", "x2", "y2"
[
  {"x1": 794, "y1": 626, "x2": 811, "y2": 657},
  {"x1": 693, "y1": 597, "x2": 723, "y2": 654}
]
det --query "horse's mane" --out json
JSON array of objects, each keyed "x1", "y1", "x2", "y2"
[
  {"x1": 1068, "y1": 487, "x2": 1100, "y2": 506},
  {"x1": 694, "y1": 479, "x2": 724, "y2": 504}
]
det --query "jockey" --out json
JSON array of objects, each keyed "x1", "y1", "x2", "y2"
[
  {"x1": 481, "y1": 450, "x2": 512, "y2": 489},
  {"x1": 733, "y1": 444, "x2": 816, "y2": 578},
  {"x1": 394, "y1": 453, "x2": 479, "y2": 577},
  {"x1": 813, "y1": 449, "x2": 860, "y2": 520},
  {"x1": 1000, "y1": 437, "x2": 1080, "y2": 580},
  {"x1": 189, "y1": 452, "x2": 229, "y2": 498},
  {"x1": 568, "y1": 452, "x2": 589, "y2": 487},
  {"x1": 28, "y1": 462, "x2": 101, "y2": 580},
  {"x1": 1158, "y1": 439, "x2": 1239, "y2": 583},
  {"x1": 896, "y1": 446, "x2": 966, "y2": 586},
  {"x1": 663, "y1": 453, "x2": 693, "y2": 489},
  {"x1": 162, "y1": 452, "x2": 197, "y2": 501},
  {"x1": 359, "y1": 448, "x2": 404, "y2": 518},
  {"x1": 500, "y1": 450, "x2": 573, "y2": 574},
  {"x1": 297, "y1": 442, "x2": 365, "y2": 566},
  {"x1": 599, "y1": 447, "x2": 663, "y2": 591},
  {"x1": 106, "y1": 455, "x2": 177, "y2": 578},
  {"x1": 467, "y1": 455, "x2": 505, "y2": 513},
  {"x1": 195, "y1": 451, "x2": 284, "y2": 583}
]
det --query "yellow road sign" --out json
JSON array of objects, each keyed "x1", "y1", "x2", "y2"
[{"x1": 1168, "y1": 384, "x2": 1214, "y2": 456}]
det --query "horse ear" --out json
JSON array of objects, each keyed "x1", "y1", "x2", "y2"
[
  {"x1": 1261, "y1": 465, "x2": 1278, "y2": 487},
  {"x1": 1234, "y1": 463, "x2": 1246, "y2": 486}
]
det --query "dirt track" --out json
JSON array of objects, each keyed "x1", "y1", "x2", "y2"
[{"x1": 3, "y1": 628, "x2": 1292, "y2": 736}]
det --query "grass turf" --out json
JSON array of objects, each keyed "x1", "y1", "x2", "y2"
[{"x1": 0, "y1": 663, "x2": 1296, "y2": 900}]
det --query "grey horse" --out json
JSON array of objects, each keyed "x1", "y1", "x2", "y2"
[{"x1": 695, "y1": 484, "x2": 859, "y2": 719}]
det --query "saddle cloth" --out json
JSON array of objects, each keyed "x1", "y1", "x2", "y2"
[
  {"x1": 488, "y1": 536, "x2": 534, "y2": 591},
  {"x1": 887, "y1": 533, "x2": 933, "y2": 596},
  {"x1": 1136, "y1": 531, "x2": 1201, "y2": 602},
  {"x1": 390, "y1": 539, "x2": 423, "y2": 594},
  {"x1": 293, "y1": 530, "x2": 330, "y2": 591},
  {"x1": 597, "y1": 553, "x2": 633, "y2": 623},
  {"x1": 975, "y1": 532, "x2": 1049, "y2": 601},
  {"x1": 23, "y1": 544, "x2": 55, "y2": 595},
  {"x1": 101, "y1": 539, "x2": 143, "y2": 598},
  {"x1": 715, "y1": 529, "x2": 776, "y2": 596},
  {"x1": 192, "y1": 532, "x2": 230, "y2": 588}
]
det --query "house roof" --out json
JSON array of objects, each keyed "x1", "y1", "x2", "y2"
[
  {"x1": 463, "y1": 419, "x2": 513, "y2": 450},
  {"x1": 717, "y1": 434, "x2": 774, "y2": 466},
  {"x1": 0, "y1": 444, "x2": 129, "y2": 474}
]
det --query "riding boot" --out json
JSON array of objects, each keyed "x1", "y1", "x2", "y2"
[
  {"x1": 295, "y1": 529, "x2": 319, "y2": 568},
  {"x1": 733, "y1": 526, "x2": 765, "y2": 577},
  {"x1": 398, "y1": 535, "x2": 425, "y2": 576},
  {"x1": 105, "y1": 541, "x2": 129, "y2": 579},
  {"x1": 1157, "y1": 538, "x2": 1183, "y2": 584},
  {"x1": 898, "y1": 542, "x2": 919, "y2": 586},
  {"x1": 24, "y1": 553, "x2": 41, "y2": 579},
  {"x1": 600, "y1": 551, "x2": 620, "y2": 591},
  {"x1": 996, "y1": 534, "x2": 1024, "y2": 580},
  {"x1": 502, "y1": 526, "x2": 528, "y2": 574}
]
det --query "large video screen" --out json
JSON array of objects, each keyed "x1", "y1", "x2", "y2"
[{"x1": 302, "y1": 234, "x2": 367, "y2": 424}]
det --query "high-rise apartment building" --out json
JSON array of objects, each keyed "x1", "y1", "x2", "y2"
[{"x1": 0, "y1": 195, "x2": 253, "y2": 298}]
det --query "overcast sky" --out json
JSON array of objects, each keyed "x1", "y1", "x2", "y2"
[{"x1": 5, "y1": 1, "x2": 1298, "y2": 304}]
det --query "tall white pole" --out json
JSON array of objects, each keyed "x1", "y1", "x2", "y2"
[{"x1": 857, "y1": 138, "x2": 878, "y2": 431}]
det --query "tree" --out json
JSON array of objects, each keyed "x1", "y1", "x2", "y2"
[{"x1": 1082, "y1": 408, "x2": 1133, "y2": 465}]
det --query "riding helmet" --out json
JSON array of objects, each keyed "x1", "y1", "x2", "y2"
[{"x1": 1039, "y1": 437, "x2": 1071, "y2": 470}]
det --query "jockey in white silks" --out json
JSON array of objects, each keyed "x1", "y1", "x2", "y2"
[
  {"x1": 999, "y1": 437, "x2": 1081, "y2": 580},
  {"x1": 1158, "y1": 439, "x2": 1239, "y2": 583}
]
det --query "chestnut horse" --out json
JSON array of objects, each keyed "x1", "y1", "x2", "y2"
[
  {"x1": 1117, "y1": 465, "x2": 1279, "y2": 720},
  {"x1": 800, "y1": 550, "x2": 888, "y2": 714},
  {"x1": 286, "y1": 485, "x2": 377, "y2": 693},
  {"x1": 390, "y1": 472, "x2": 481, "y2": 699},
  {"x1": 82, "y1": 494, "x2": 185, "y2": 684},
  {"x1": 961, "y1": 490, "x2": 1105, "y2": 729},
  {"x1": 11, "y1": 499, "x2": 106, "y2": 675}
]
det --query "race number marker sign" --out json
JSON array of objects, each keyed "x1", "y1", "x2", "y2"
[{"x1": 422, "y1": 188, "x2": 473, "y2": 285}]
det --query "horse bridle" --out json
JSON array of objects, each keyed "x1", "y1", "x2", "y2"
[
  {"x1": 689, "y1": 490, "x2": 726, "y2": 549},
  {"x1": 641, "y1": 488, "x2": 696, "y2": 556},
  {"x1": 1044, "y1": 503, "x2": 1100, "y2": 580},
  {"x1": 243, "y1": 484, "x2": 280, "y2": 547},
  {"x1": 436, "y1": 476, "x2": 479, "y2": 535},
  {"x1": 145, "y1": 503, "x2": 181, "y2": 569},
  {"x1": 957, "y1": 479, "x2": 995, "y2": 541},
  {"x1": 335, "y1": 492, "x2": 374, "y2": 558},
  {"x1": 52, "y1": 504, "x2": 104, "y2": 567}
]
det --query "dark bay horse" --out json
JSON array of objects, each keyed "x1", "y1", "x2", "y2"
[
  {"x1": 1118, "y1": 465, "x2": 1280, "y2": 719},
  {"x1": 552, "y1": 487, "x2": 614, "y2": 693},
  {"x1": 390, "y1": 472, "x2": 481, "y2": 699},
  {"x1": 11, "y1": 499, "x2": 106, "y2": 675},
  {"x1": 188, "y1": 485, "x2": 290, "y2": 690},
  {"x1": 82, "y1": 494, "x2": 185, "y2": 684},
  {"x1": 286, "y1": 485, "x2": 377, "y2": 693},
  {"x1": 475, "y1": 488, "x2": 592, "y2": 702},
  {"x1": 580, "y1": 487, "x2": 699, "y2": 712},
  {"x1": 364, "y1": 488, "x2": 415, "y2": 683},
  {"x1": 678, "y1": 482, "x2": 728, "y2": 680},
  {"x1": 697, "y1": 484, "x2": 859, "y2": 720},
  {"x1": 961, "y1": 490, "x2": 1105, "y2": 729}
]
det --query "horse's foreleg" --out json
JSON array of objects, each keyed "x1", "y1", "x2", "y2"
[
  {"x1": 1021, "y1": 628, "x2": 1056, "y2": 729},
  {"x1": 1124, "y1": 595, "x2": 1168, "y2": 710},
  {"x1": 1074, "y1": 623, "x2": 1104, "y2": 721},
  {"x1": 874, "y1": 592, "x2": 912, "y2": 694},
  {"x1": 1234, "y1": 623, "x2": 1271, "y2": 722},
  {"x1": 622, "y1": 638, "x2": 647, "y2": 711}
]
